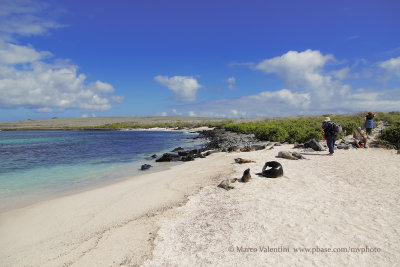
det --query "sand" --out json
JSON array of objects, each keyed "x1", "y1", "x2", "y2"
[{"x1": 1, "y1": 145, "x2": 399, "y2": 266}]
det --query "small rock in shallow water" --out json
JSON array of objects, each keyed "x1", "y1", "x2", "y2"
[{"x1": 140, "y1": 164, "x2": 152, "y2": 170}]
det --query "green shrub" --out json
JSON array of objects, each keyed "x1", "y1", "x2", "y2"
[
  {"x1": 379, "y1": 122, "x2": 400, "y2": 148},
  {"x1": 222, "y1": 113, "x2": 373, "y2": 143},
  {"x1": 376, "y1": 111, "x2": 400, "y2": 125},
  {"x1": 254, "y1": 124, "x2": 289, "y2": 142}
]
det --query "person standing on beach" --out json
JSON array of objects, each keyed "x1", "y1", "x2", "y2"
[
  {"x1": 364, "y1": 112, "x2": 376, "y2": 136},
  {"x1": 322, "y1": 117, "x2": 337, "y2": 155}
]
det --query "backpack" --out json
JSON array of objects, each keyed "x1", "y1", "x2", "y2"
[{"x1": 330, "y1": 122, "x2": 342, "y2": 135}]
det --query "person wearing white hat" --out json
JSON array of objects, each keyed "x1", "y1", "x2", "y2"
[{"x1": 321, "y1": 117, "x2": 336, "y2": 155}]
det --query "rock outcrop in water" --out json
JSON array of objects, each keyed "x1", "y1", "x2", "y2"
[{"x1": 140, "y1": 164, "x2": 152, "y2": 170}]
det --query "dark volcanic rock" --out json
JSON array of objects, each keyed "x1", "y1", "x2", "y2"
[
  {"x1": 304, "y1": 139, "x2": 324, "y2": 151},
  {"x1": 198, "y1": 128, "x2": 279, "y2": 153},
  {"x1": 181, "y1": 155, "x2": 195, "y2": 161},
  {"x1": 140, "y1": 164, "x2": 152, "y2": 170},
  {"x1": 155, "y1": 153, "x2": 180, "y2": 162},
  {"x1": 337, "y1": 144, "x2": 351, "y2": 150},
  {"x1": 178, "y1": 151, "x2": 190, "y2": 156},
  {"x1": 171, "y1": 147, "x2": 184, "y2": 152}
]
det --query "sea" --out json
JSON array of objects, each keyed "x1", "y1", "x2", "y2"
[{"x1": 0, "y1": 130, "x2": 206, "y2": 212}]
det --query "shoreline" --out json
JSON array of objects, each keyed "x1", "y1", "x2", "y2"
[
  {"x1": 0, "y1": 126, "x2": 214, "y2": 132},
  {"x1": 0, "y1": 128, "x2": 209, "y2": 213},
  {"x1": 0, "y1": 161, "x2": 179, "y2": 214},
  {"x1": 1, "y1": 135, "x2": 399, "y2": 265},
  {"x1": 0, "y1": 150, "x2": 238, "y2": 266}
]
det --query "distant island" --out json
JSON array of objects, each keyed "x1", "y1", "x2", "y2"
[{"x1": 0, "y1": 116, "x2": 233, "y2": 130}]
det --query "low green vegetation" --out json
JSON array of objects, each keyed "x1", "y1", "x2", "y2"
[
  {"x1": 377, "y1": 112, "x2": 400, "y2": 148},
  {"x1": 223, "y1": 111, "x2": 400, "y2": 148},
  {"x1": 223, "y1": 114, "x2": 364, "y2": 143}
]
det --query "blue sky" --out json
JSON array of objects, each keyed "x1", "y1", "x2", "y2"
[{"x1": 0, "y1": 0, "x2": 399, "y2": 121}]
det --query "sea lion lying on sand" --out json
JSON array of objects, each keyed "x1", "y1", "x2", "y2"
[
  {"x1": 218, "y1": 178, "x2": 238, "y2": 190},
  {"x1": 240, "y1": 146, "x2": 255, "y2": 152},
  {"x1": 291, "y1": 151, "x2": 306, "y2": 159},
  {"x1": 234, "y1": 158, "x2": 255, "y2": 164},
  {"x1": 261, "y1": 161, "x2": 283, "y2": 178},
  {"x1": 277, "y1": 151, "x2": 306, "y2": 160},
  {"x1": 241, "y1": 168, "x2": 251, "y2": 183}
]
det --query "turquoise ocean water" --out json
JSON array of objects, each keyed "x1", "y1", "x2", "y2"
[{"x1": 0, "y1": 130, "x2": 205, "y2": 212}]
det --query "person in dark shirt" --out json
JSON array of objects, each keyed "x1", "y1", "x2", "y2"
[
  {"x1": 364, "y1": 112, "x2": 376, "y2": 136},
  {"x1": 322, "y1": 117, "x2": 337, "y2": 155}
]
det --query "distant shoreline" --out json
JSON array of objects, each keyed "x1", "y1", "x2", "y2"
[
  {"x1": 0, "y1": 116, "x2": 232, "y2": 130},
  {"x1": 0, "y1": 114, "x2": 325, "y2": 130},
  {"x1": 0, "y1": 126, "x2": 213, "y2": 132}
]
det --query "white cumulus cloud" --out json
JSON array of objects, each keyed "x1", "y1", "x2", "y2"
[
  {"x1": 0, "y1": 0, "x2": 62, "y2": 41},
  {"x1": 0, "y1": 61, "x2": 121, "y2": 111},
  {"x1": 154, "y1": 75, "x2": 202, "y2": 102},
  {"x1": 255, "y1": 49, "x2": 337, "y2": 100},
  {"x1": 227, "y1": 76, "x2": 236, "y2": 90},
  {"x1": 379, "y1": 56, "x2": 400, "y2": 79},
  {"x1": 172, "y1": 50, "x2": 400, "y2": 118},
  {"x1": 174, "y1": 89, "x2": 311, "y2": 118},
  {"x1": 0, "y1": 41, "x2": 51, "y2": 64},
  {"x1": 0, "y1": 0, "x2": 122, "y2": 113}
]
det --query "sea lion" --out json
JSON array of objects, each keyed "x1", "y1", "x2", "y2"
[
  {"x1": 234, "y1": 158, "x2": 255, "y2": 164},
  {"x1": 227, "y1": 146, "x2": 239, "y2": 152},
  {"x1": 261, "y1": 161, "x2": 283, "y2": 178},
  {"x1": 218, "y1": 178, "x2": 238, "y2": 190},
  {"x1": 291, "y1": 151, "x2": 306, "y2": 159},
  {"x1": 241, "y1": 168, "x2": 251, "y2": 183},
  {"x1": 277, "y1": 151, "x2": 298, "y2": 160},
  {"x1": 240, "y1": 146, "x2": 255, "y2": 152},
  {"x1": 277, "y1": 151, "x2": 306, "y2": 160}
]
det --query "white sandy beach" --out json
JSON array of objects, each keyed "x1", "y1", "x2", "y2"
[{"x1": 1, "y1": 144, "x2": 399, "y2": 266}]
